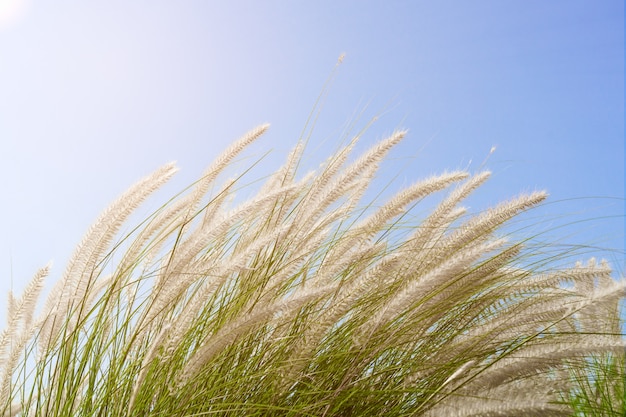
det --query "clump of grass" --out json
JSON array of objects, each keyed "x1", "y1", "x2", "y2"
[{"x1": 0, "y1": 123, "x2": 624, "y2": 416}]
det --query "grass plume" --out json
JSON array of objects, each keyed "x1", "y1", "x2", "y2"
[{"x1": 1, "y1": 123, "x2": 624, "y2": 416}]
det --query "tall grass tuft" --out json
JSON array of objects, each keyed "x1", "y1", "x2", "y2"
[{"x1": 1, "y1": 124, "x2": 624, "y2": 416}]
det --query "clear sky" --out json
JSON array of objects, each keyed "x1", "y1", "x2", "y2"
[{"x1": 0, "y1": 1, "x2": 623, "y2": 313}]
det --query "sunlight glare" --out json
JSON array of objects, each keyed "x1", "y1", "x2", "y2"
[{"x1": 0, "y1": 0, "x2": 30, "y2": 29}]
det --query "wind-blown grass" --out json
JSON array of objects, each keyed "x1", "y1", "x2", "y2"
[{"x1": 1, "y1": 124, "x2": 624, "y2": 416}]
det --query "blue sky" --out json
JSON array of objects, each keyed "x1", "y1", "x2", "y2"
[{"x1": 0, "y1": 1, "x2": 623, "y2": 313}]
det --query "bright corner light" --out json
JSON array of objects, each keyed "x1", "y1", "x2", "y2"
[{"x1": 0, "y1": 0, "x2": 30, "y2": 29}]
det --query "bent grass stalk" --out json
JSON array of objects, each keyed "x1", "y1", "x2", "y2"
[{"x1": 1, "y1": 124, "x2": 624, "y2": 416}]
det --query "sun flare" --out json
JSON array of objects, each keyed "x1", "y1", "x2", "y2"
[{"x1": 0, "y1": 0, "x2": 29, "y2": 29}]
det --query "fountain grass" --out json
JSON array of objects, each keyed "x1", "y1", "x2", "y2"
[{"x1": 1, "y1": 121, "x2": 624, "y2": 416}]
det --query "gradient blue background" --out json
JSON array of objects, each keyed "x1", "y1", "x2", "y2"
[{"x1": 0, "y1": 1, "x2": 623, "y2": 319}]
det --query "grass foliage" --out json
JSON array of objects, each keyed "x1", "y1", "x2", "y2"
[{"x1": 1, "y1": 123, "x2": 624, "y2": 416}]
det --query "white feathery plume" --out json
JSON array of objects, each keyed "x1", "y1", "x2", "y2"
[
  {"x1": 165, "y1": 177, "x2": 305, "y2": 278},
  {"x1": 441, "y1": 359, "x2": 477, "y2": 388},
  {"x1": 127, "y1": 322, "x2": 171, "y2": 414},
  {"x1": 452, "y1": 275, "x2": 624, "y2": 360},
  {"x1": 245, "y1": 219, "x2": 334, "y2": 307},
  {"x1": 573, "y1": 258, "x2": 622, "y2": 335},
  {"x1": 445, "y1": 191, "x2": 548, "y2": 249},
  {"x1": 315, "y1": 171, "x2": 469, "y2": 279},
  {"x1": 182, "y1": 123, "x2": 269, "y2": 219},
  {"x1": 358, "y1": 171, "x2": 469, "y2": 239},
  {"x1": 137, "y1": 181, "x2": 303, "y2": 335},
  {"x1": 115, "y1": 193, "x2": 191, "y2": 281},
  {"x1": 143, "y1": 125, "x2": 269, "y2": 280},
  {"x1": 161, "y1": 220, "x2": 297, "y2": 352},
  {"x1": 284, "y1": 240, "x2": 388, "y2": 369},
  {"x1": 457, "y1": 294, "x2": 566, "y2": 347},
  {"x1": 406, "y1": 171, "x2": 492, "y2": 255},
  {"x1": 0, "y1": 327, "x2": 39, "y2": 406},
  {"x1": 291, "y1": 131, "x2": 405, "y2": 242},
  {"x1": 424, "y1": 384, "x2": 570, "y2": 417},
  {"x1": 405, "y1": 192, "x2": 547, "y2": 285},
  {"x1": 317, "y1": 131, "x2": 405, "y2": 207},
  {"x1": 465, "y1": 334, "x2": 626, "y2": 393},
  {"x1": 252, "y1": 136, "x2": 358, "y2": 250},
  {"x1": 301, "y1": 135, "x2": 359, "y2": 205},
  {"x1": 37, "y1": 162, "x2": 178, "y2": 351},
  {"x1": 130, "y1": 175, "x2": 241, "y2": 297},
  {"x1": 1, "y1": 123, "x2": 622, "y2": 415},
  {"x1": 363, "y1": 238, "x2": 509, "y2": 341},
  {"x1": 179, "y1": 284, "x2": 334, "y2": 383},
  {"x1": 456, "y1": 264, "x2": 603, "y2": 342},
  {"x1": 432, "y1": 244, "x2": 522, "y2": 302},
  {"x1": 257, "y1": 138, "x2": 307, "y2": 201},
  {"x1": 200, "y1": 177, "x2": 238, "y2": 230},
  {"x1": 278, "y1": 243, "x2": 387, "y2": 384},
  {"x1": 1, "y1": 265, "x2": 51, "y2": 401},
  {"x1": 0, "y1": 264, "x2": 49, "y2": 364},
  {"x1": 397, "y1": 242, "x2": 523, "y2": 341},
  {"x1": 513, "y1": 259, "x2": 612, "y2": 293},
  {"x1": 221, "y1": 169, "x2": 315, "y2": 257},
  {"x1": 5, "y1": 294, "x2": 15, "y2": 329},
  {"x1": 468, "y1": 291, "x2": 625, "y2": 389}
]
